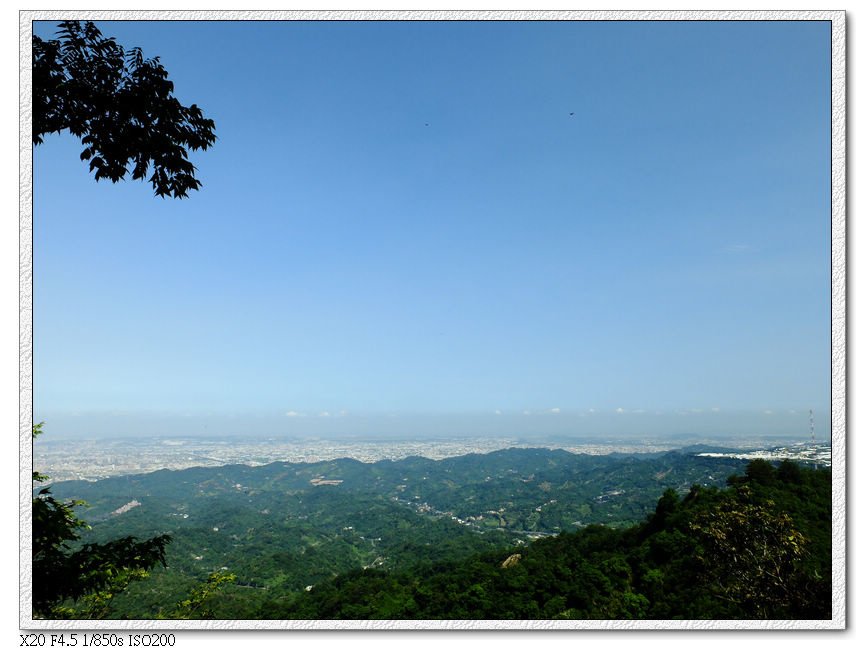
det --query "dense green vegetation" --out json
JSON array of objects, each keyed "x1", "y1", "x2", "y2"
[
  {"x1": 31, "y1": 424, "x2": 171, "y2": 619},
  {"x1": 276, "y1": 459, "x2": 831, "y2": 620},
  {"x1": 42, "y1": 448, "x2": 830, "y2": 619}
]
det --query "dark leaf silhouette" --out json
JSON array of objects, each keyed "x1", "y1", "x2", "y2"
[{"x1": 33, "y1": 21, "x2": 216, "y2": 199}]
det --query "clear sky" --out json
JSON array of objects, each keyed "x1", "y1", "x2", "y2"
[{"x1": 32, "y1": 19, "x2": 832, "y2": 440}]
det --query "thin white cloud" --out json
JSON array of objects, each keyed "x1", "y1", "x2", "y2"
[
  {"x1": 764, "y1": 410, "x2": 774, "y2": 415},
  {"x1": 522, "y1": 410, "x2": 531, "y2": 416},
  {"x1": 615, "y1": 407, "x2": 625, "y2": 414},
  {"x1": 319, "y1": 411, "x2": 331, "y2": 417},
  {"x1": 549, "y1": 407, "x2": 560, "y2": 414},
  {"x1": 285, "y1": 411, "x2": 301, "y2": 417},
  {"x1": 494, "y1": 410, "x2": 502, "y2": 415}
]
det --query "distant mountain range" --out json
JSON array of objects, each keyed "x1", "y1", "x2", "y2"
[{"x1": 35, "y1": 446, "x2": 779, "y2": 618}]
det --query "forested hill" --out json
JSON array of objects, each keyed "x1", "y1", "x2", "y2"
[
  {"x1": 278, "y1": 460, "x2": 831, "y2": 620},
  {"x1": 41, "y1": 448, "x2": 830, "y2": 619},
  {"x1": 51, "y1": 446, "x2": 750, "y2": 533}
]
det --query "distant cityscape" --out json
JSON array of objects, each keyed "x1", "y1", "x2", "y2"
[
  {"x1": 33, "y1": 433, "x2": 832, "y2": 483},
  {"x1": 696, "y1": 443, "x2": 832, "y2": 467}
]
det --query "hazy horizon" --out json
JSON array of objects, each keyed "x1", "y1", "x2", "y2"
[{"x1": 34, "y1": 407, "x2": 829, "y2": 442}]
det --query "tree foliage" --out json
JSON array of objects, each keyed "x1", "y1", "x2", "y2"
[
  {"x1": 274, "y1": 459, "x2": 831, "y2": 620},
  {"x1": 165, "y1": 571, "x2": 237, "y2": 620},
  {"x1": 690, "y1": 488, "x2": 807, "y2": 617},
  {"x1": 32, "y1": 424, "x2": 171, "y2": 618},
  {"x1": 33, "y1": 21, "x2": 216, "y2": 198}
]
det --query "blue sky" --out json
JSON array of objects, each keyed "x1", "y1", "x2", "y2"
[{"x1": 32, "y1": 19, "x2": 832, "y2": 439}]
